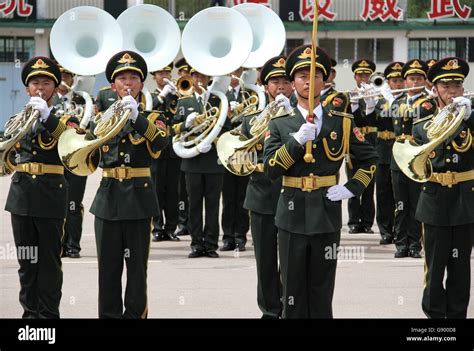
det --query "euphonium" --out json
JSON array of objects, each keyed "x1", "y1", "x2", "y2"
[
  {"x1": 58, "y1": 100, "x2": 131, "y2": 176},
  {"x1": 392, "y1": 102, "x2": 467, "y2": 182},
  {"x1": 217, "y1": 101, "x2": 286, "y2": 176},
  {"x1": 0, "y1": 106, "x2": 39, "y2": 176}
]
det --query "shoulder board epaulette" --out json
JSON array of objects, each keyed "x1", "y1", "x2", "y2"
[
  {"x1": 99, "y1": 86, "x2": 111, "y2": 91},
  {"x1": 177, "y1": 95, "x2": 193, "y2": 101},
  {"x1": 413, "y1": 114, "x2": 434, "y2": 125},
  {"x1": 329, "y1": 110, "x2": 353, "y2": 119},
  {"x1": 273, "y1": 110, "x2": 292, "y2": 120}
]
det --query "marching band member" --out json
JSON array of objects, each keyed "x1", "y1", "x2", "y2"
[
  {"x1": 386, "y1": 59, "x2": 437, "y2": 258},
  {"x1": 150, "y1": 62, "x2": 181, "y2": 242},
  {"x1": 52, "y1": 64, "x2": 87, "y2": 259},
  {"x1": 172, "y1": 67, "x2": 231, "y2": 258},
  {"x1": 374, "y1": 62, "x2": 404, "y2": 245},
  {"x1": 241, "y1": 55, "x2": 293, "y2": 318},
  {"x1": 221, "y1": 66, "x2": 250, "y2": 252},
  {"x1": 263, "y1": 45, "x2": 378, "y2": 318},
  {"x1": 347, "y1": 59, "x2": 378, "y2": 234},
  {"x1": 413, "y1": 58, "x2": 473, "y2": 318},
  {"x1": 6, "y1": 57, "x2": 79, "y2": 318},
  {"x1": 90, "y1": 51, "x2": 168, "y2": 318}
]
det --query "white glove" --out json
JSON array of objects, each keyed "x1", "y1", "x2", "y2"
[
  {"x1": 275, "y1": 93, "x2": 292, "y2": 112},
  {"x1": 121, "y1": 95, "x2": 139, "y2": 123},
  {"x1": 326, "y1": 185, "x2": 355, "y2": 202},
  {"x1": 229, "y1": 101, "x2": 239, "y2": 112},
  {"x1": 185, "y1": 112, "x2": 199, "y2": 129},
  {"x1": 452, "y1": 96, "x2": 472, "y2": 121},
  {"x1": 198, "y1": 142, "x2": 212, "y2": 154},
  {"x1": 380, "y1": 82, "x2": 395, "y2": 106},
  {"x1": 27, "y1": 96, "x2": 51, "y2": 122},
  {"x1": 293, "y1": 122, "x2": 317, "y2": 146},
  {"x1": 159, "y1": 84, "x2": 176, "y2": 99},
  {"x1": 364, "y1": 95, "x2": 376, "y2": 115}
]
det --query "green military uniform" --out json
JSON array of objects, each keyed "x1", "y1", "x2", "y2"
[
  {"x1": 95, "y1": 87, "x2": 118, "y2": 112},
  {"x1": 263, "y1": 46, "x2": 378, "y2": 318},
  {"x1": 412, "y1": 58, "x2": 473, "y2": 318},
  {"x1": 391, "y1": 59, "x2": 438, "y2": 258},
  {"x1": 173, "y1": 84, "x2": 231, "y2": 257},
  {"x1": 90, "y1": 51, "x2": 168, "y2": 318},
  {"x1": 374, "y1": 62, "x2": 404, "y2": 244},
  {"x1": 5, "y1": 57, "x2": 77, "y2": 318},
  {"x1": 241, "y1": 55, "x2": 288, "y2": 318},
  {"x1": 149, "y1": 63, "x2": 181, "y2": 241},
  {"x1": 221, "y1": 84, "x2": 250, "y2": 250},
  {"x1": 51, "y1": 91, "x2": 88, "y2": 257},
  {"x1": 347, "y1": 59, "x2": 378, "y2": 233}
]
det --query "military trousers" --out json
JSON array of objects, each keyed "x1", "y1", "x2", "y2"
[
  {"x1": 375, "y1": 163, "x2": 395, "y2": 239},
  {"x1": 178, "y1": 169, "x2": 189, "y2": 230},
  {"x1": 151, "y1": 156, "x2": 180, "y2": 234},
  {"x1": 95, "y1": 217, "x2": 151, "y2": 319},
  {"x1": 63, "y1": 171, "x2": 87, "y2": 253},
  {"x1": 250, "y1": 211, "x2": 282, "y2": 318},
  {"x1": 221, "y1": 171, "x2": 250, "y2": 246},
  {"x1": 11, "y1": 214, "x2": 64, "y2": 318},
  {"x1": 279, "y1": 229, "x2": 340, "y2": 318},
  {"x1": 346, "y1": 160, "x2": 375, "y2": 228},
  {"x1": 422, "y1": 223, "x2": 472, "y2": 319},
  {"x1": 185, "y1": 172, "x2": 223, "y2": 252},
  {"x1": 392, "y1": 170, "x2": 422, "y2": 252}
]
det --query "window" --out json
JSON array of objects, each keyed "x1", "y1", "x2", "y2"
[
  {"x1": 0, "y1": 37, "x2": 35, "y2": 63},
  {"x1": 357, "y1": 39, "x2": 374, "y2": 61},
  {"x1": 339, "y1": 39, "x2": 355, "y2": 62},
  {"x1": 285, "y1": 39, "x2": 304, "y2": 56},
  {"x1": 408, "y1": 38, "x2": 471, "y2": 61},
  {"x1": 319, "y1": 39, "x2": 336, "y2": 60},
  {"x1": 375, "y1": 39, "x2": 393, "y2": 62}
]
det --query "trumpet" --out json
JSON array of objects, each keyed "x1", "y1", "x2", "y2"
[
  {"x1": 348, "y1": 82, "x2": 426, "y2": 102},
  {"x1": 229, "y1": 74, "x2": 262, "y2": 125}
]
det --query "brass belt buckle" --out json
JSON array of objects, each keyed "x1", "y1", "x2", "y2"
[
  {"x1": 437, "y1": 172, "x2": 456, "y2": 187},
  {"x1": 115, "y1": 166, "x2": 131, "y2": 181},
  {"x1": 28, "y1": 163, "x2": 44, "y2": 175},
  {"x1": 301, "y1": 174, "x2": 317, "y2": 192},
  {"x1": 382, "y1": 131, "x2": 390, "y2": 139}
]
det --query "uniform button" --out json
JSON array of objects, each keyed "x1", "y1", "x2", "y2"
[
  {"x1": 313, "y1": 144, "x2": 317, "y2": 149},
  {"x1": 402, "y1": 125, "x2": 405, "y2": 128},
  {"x1": 144, "y1": 183, "x2": 148, "y2": 187},
  {"x1": 120, "y1": 152, "x2": 124, "y2": 156},
  {"x1": 423, "y1": 186, "x2": 426, "y2": 191},
  {"x1": 281, "y1": 189, "x2": 284, "y2": 193},
  {"x1": 446, "y1": 146, "x2": 451, "y2": 150},
  {"x1": 446, "y1": 158, "x2": 451, "y2": 163},
  {"x1": 121, "y1": 139, "x2": 126, "y2": 143},
  {"x1": 32, "y1": 175, "x2": 36, "y2": 179},
  {"x1": 59, "y1": 184, "x2": 63, "y2": 188},
  {"x1": 31, "y1": 139, "x2": 36, "y2": 143},
  {"x1": 32, "y1": 151, "x2": 37, "y2": 155},
  {"x1": 121, "y1": 164, "x2": 125, "y2": 167}
]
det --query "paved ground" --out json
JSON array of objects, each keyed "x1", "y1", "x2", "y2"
[{"x1": 0, "y1": 170, "x2": 472, "y2": 318}]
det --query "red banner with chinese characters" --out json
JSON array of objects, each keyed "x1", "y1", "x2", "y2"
[{"x1": 0, "y1": 0, "x2": 33, "y2": 17}]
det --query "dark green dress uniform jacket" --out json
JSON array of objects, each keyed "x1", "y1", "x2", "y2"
[
  {"x1": 5, "y1": 111, "x2": 78, "y2": 219},
  {"x1": 89, "y1": 109, "x2": 168, "y2": 221},
  {"x1": 391, "y1": 93, "x2": 438, "y2": 170},
  {"x1": 173, "y1": 94, "x2": 231, "y2": 174},
  {"x1": 413, "y1": 109, "x2": 474, "y2": 226},
  {"x1": 263, "y1": 107, "x2": 378, "y2": 234},
  {"x1": 375, "y1": 98, "x2": 395, "y2": 165},
  {"x1": 241, "y1": 113, "x2": 281, "y2": 215},
  {"x1": 152, "y1": 89, "x2": 179, "y2": 159},
  {"x1": 95, "y1": 87, "x2": 119, "y2": 112}
]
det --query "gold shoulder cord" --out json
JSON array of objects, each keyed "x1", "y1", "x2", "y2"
[
  {"x1": 451, "y1": 128, "x2": 472, "y2": 153},
  {"x1": 322, "y1": 117, "x2": 352, "y2": 166},
  {"x1": 38, "y1": 114, "x2": 72, "y2": 150},
  {"x1": 129, "y1": 112, "x2": 162, "y2": 145}
]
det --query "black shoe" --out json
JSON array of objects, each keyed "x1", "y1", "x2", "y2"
[
  {"x1": 175, "y1": 225, "x2": 189, "y2": 236},
  {"x1": 61, "y1": 249, "x2": 68, "y2": 258},
  {"x1": 348, "y1": 225, "x2": 363, "y2": 234},
  {"x1": 361, "y1": 226, "x2": 374, "y2": 234},
  {"x1": 409, "y1": 250, "x2": 422, "y2": 258},
  {"x1": 152, "y1": 233, "x2": 162, "y2": 242},
  {"x1": 188, "y1": 250, "x2": 206, "y2": 258},
  {"x1": 379, "y1": 235, "x2": 394, "y2": 245},
  {"x1": 394, "y1": 250, "x2": 409, "y2": 258},
  {"x1": 162, "y1": 232, "x2": 180, "y2": 241},
  {"x1": 206, "y1": 250, "x2": 219, "y2": 258},
  {"x1": 68, "y1": 250, "x2": 81, "y2": 259},
  {"x1": 236, "y1": 244, "x2": 246, "y2": 252},
  {"x1": 220, "y1": 242, "x2": 236, "y2": 251}
]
